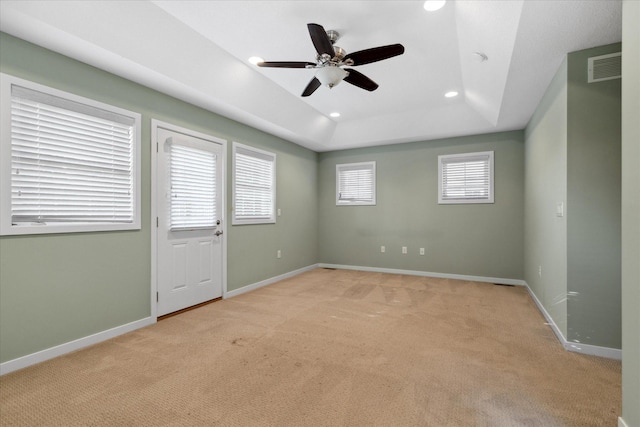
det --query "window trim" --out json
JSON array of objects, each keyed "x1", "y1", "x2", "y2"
[
  {"x1": 336, "y1": 161, "x2": 376, "y2": 206},
  {"x1": 438, "y1": 151, "x2": 494, "y2": 204},
  {"x1": 232, "y1": 142, "x2": 276, "y2": 225},
  {"x1": 0, "y1": 73, "x2": 141, "y2": 236}
]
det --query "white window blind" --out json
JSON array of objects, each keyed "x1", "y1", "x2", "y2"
[
  {"x1": 10, "y1": 84, "x2": 137, "y2": 225},
  {"x1": 336, "y1": 161, "x2": 376, "y2": 206},
  {"x1": 232, "y1": 143, "x2": 276, "y2": 225},
  {"x1": 438, "y1": 151, "x2": 494, "y2": 204},
  {"x1": 170, "y1": 143, "x2": 216, "y2": 230}
]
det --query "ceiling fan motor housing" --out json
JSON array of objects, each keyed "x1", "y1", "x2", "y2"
[
  {"x1": 326, "y1": 29, "x2": 340, "y2": 44},
  {"x1": 332, "y1": 46, "x2": 346, "y2": 60}
]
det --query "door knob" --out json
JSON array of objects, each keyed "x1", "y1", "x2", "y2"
[{"x1": 215, "y1": 230, "x2": 223, "y2": 236}]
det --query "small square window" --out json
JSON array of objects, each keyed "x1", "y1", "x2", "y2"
[
  {"x1": 336, "y1": 161, "x2": 376, "y2": 206},
  {"x1": 438, "y1": 151, "x2": 494, "y2": 204}
]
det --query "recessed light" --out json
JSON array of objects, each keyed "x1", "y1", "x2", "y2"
[
  {"x1": 330, "y1": 112, "x2": 341, "y2": 118},
  {"x1": 445, "y1": 91, "x2": 459, "y2": 98},
  {"x1": 248, "y1": 56, "x2": 264, "y2": 65},
  {"x1": 424, "y1": 0, "x2": 446, "y2": 12}
]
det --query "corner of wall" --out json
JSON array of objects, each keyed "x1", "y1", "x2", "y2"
[
  {"x1": 523, "y1": 56, "x2": 568, "y2": 339},
  {"x1": 566, "y1": 42, "x2": 622, "y2": 350},
  {"x1": 621, "y1": 0, "x2": 640, "y2": 425}
]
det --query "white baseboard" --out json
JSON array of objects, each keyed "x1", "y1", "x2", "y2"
[
  {"x1": 320, "y1": 264, "x2": 622, "y2": 360},
  {"x1": 0, "y1": 316, "x2": 155, "y2": 376},
  {"x1": 224, "y1": 264, "x2": 319, "y2": 299},
  {"x1": 318, "y1": 263, "x2": 526, "y2": 286},
  {"x1": 524, "y1": 282, "x2": 569, "y2": 345},
  {"x1": 618, "y1": 416, "x2": 629, "y2": 427},
  {"x1": 524, "y1": 282, "x2": 622, "y2": 360},
  {"x1": 1, "y1": 264, "x2": 315, "y2": 376},
  {"x1": 2, "y1": 267, "x2": 620, "y2": 376},
  {"x1": 563, "y1": 340, "x2": 622, "y2": 360}
]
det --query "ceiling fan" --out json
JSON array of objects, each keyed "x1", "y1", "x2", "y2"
[{"x1": 257, "y1": 23, "x2": 405, "y2": 97}]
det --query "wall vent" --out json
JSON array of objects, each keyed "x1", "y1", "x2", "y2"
[{"x1": 588, "y1": 52, "x2": 621, "y2": 83}]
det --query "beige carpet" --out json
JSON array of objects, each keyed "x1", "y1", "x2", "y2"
[{"x1": 0, "y1": 269, "x2": 621, "y2": 426}]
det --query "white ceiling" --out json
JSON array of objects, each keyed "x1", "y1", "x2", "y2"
[{"x1": 0, "y1": 1, "x2": 622, "y2": 152}]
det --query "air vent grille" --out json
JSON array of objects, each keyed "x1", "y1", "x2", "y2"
[{"x1": 588, "y1": 52, "x2": 621, "y2": 83}]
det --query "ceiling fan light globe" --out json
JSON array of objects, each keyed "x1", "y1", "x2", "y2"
[
  {"x1": 424, "y1": 0, "x2": 446, "y2": 12},
  {"x1": 316, "y1": 66, "x2": 348, "y2": 88}
]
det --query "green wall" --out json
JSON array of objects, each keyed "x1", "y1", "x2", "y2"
[
  {"x1": 318, "y1": 131, "x2": 524, "y2": 280},
  {"x1": 524, "y1": 43, "x2": 622, "y2": 350},
  {"x1": 621, "y1": 1, "x2": 640, "y2": 425},
  {"x1": 0, "y1": 33, "x2": 318, "y2": 363},
  {"x1": 524, "y1": 58, "x2": 568, "y2": 338},
  {"x1": 1, "y1": 27, "x2": 630, "y2": 388},
  {"x1": 226, "y1": 135, "x2": 318, "y2": 291},
  {"x1": 567, "y1": 44, "x2": 622, "y2": 349}
]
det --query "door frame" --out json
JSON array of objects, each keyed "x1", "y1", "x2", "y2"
[{"x1": 151, "y1": 119, "x2": 227, "y2": 320}]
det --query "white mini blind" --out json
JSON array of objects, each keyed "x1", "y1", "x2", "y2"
[
  {"x1": 336, "y1": 161, "x2": 376, "y2": 205},
  {"x1": 170, "y1": 143, "x2": 216, "y2": 231},
  {"x1": 439, "y1": 151, "x2": 494, "y2": 204},
  {"x1": 233, "y1": 144, "x2": 275, "y2": 223},
  {"x1": 10, "y1": 85, "x2": 136, "y2": 224}
]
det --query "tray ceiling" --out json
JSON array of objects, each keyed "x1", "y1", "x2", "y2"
[{"x1": 0, "y1": 1, "x2": 622, "y2": 151}]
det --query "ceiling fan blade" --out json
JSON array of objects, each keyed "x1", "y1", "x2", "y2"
[
  {"x1": 343, "y1": 69, "x2": 379, "y2": 91},
  {"x1": 344, "y1": 44, "x2": 405, "y2": 66},
  {"x1": 301, "y1": 77, "x2": 322, "y2": 97},
  {"x1": 257, "y1": 61, "x2": 316, "y2": 68},
  {"x1": 307, "y1": 23, "x2": 335, "y2": 57}
]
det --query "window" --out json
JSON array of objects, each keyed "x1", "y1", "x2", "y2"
[
  {"x1": 438, "y1": 151, "x2": 494, "y2": 204},
  {"x1": 169, "y1": 140, "x2": 217, "y2": 231},
  {"x1": 232, "y1": 142, "x2": 276, "y2": 225},
  {"x1": 336, "y1": 161, "x2": 376, "y2": 206},
  {"x1": 0, "y1": 73, "x2": 141, "y2": 235}
]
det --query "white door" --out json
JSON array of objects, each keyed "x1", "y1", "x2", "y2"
[{"x1": 156, "y1": 127, "x2": 224, "y2": 316}]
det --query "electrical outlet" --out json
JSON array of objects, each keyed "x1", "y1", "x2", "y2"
[
  {"x1": 277, "y1": 250, "x2": 282, "y2": 259},
  {"x1": 538, "y1": 265, "x2": 542, "y2": 277},
  {"x1": 402, "y1": 246, "x2": 407, "y2": 254},
  {"x1": 381, "y1": 246, "x2": 386, "y2": 253},
  {"x1": 277, "y1": 208, "x2": 281, "y2": 216},
  {"x1": 419, "y1": 248, "x2": 425, "y2": 255}
]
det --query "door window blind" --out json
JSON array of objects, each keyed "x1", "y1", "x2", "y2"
[
  {"x1": 438, "y1": 151, "x2": 494, "y2": 204},
  {"x1": 170, "y1": 144, "x2": 217, "y2": 231},
  {"x1": 336, "y1": 161, "x2": 376, "y2": 205},
  {"x1": 233, "y1": 143, "x2": 276, "y2": 224},
  {"x1": 10, "y1": 84, "x2": 136, "y2": 224}
]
